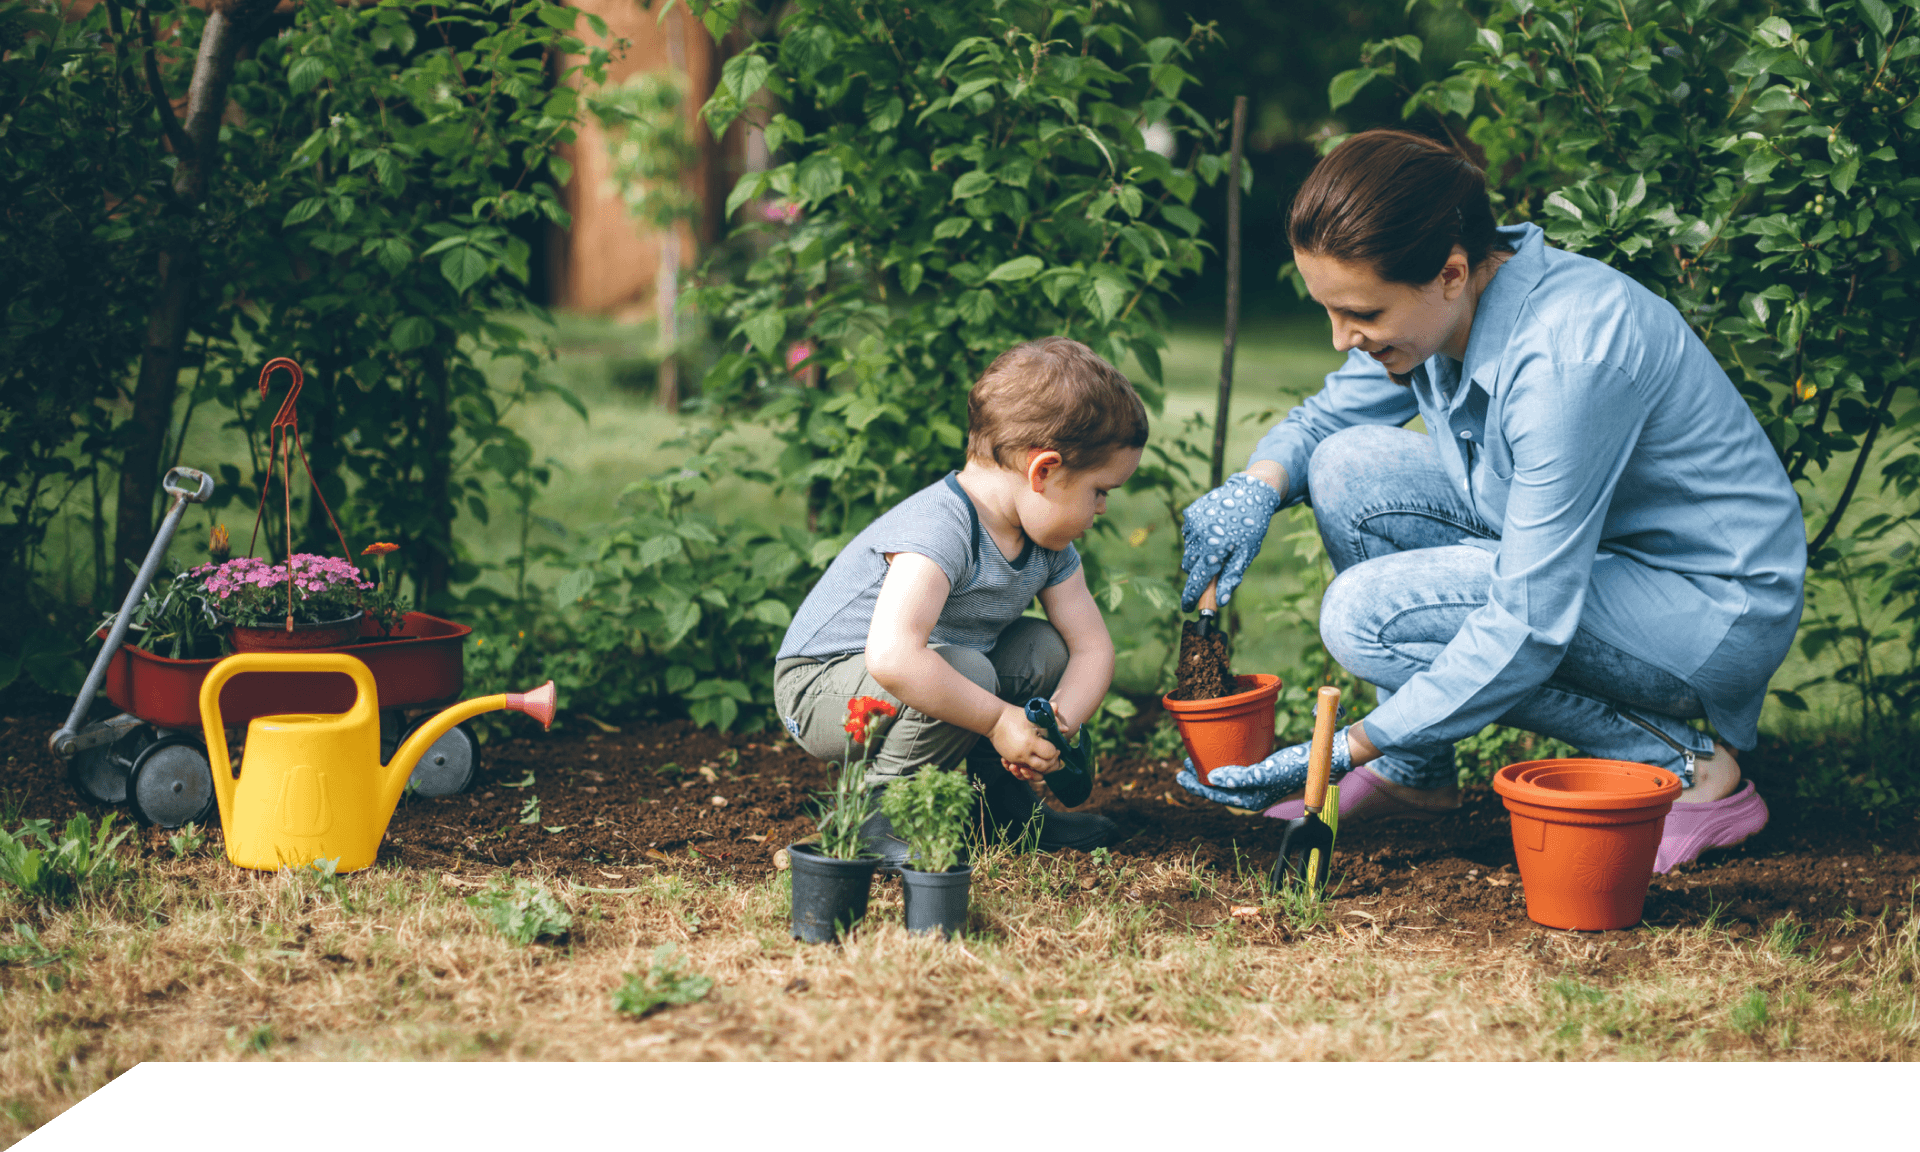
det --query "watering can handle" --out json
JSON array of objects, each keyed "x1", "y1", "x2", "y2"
[{"x1": 198, "y1": 653, "x2": 380, "y2": 822}]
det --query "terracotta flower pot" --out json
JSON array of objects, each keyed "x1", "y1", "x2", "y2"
[
  {"x1": 1160, "y1": 673, "x2": 1282, "y2": 784},
  {"x1": 229, "y1": 611, "x2": 365, "y2": 654},
  {"x1": 1493, "y1": 759, "x2": 1683, "y2": 931}
]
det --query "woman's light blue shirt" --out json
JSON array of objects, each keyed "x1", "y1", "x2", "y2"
[{"x1": 1250, "y1": 223, "x2": 1806, "y2": 753}]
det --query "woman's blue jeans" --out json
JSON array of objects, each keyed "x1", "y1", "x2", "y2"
[{"x1": 1308, "y1": 425, "x2": 1715, "y2": 789}]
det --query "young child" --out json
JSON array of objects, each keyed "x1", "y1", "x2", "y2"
[{"x1": 774, "y1": 337, "x2": 1147, "y2": 865}]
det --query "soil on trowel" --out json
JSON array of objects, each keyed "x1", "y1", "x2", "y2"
[
  {"x1": 4, "y1": 689, "x2": 1917, "y2": 968},
  {"x1": 1169, "y1": 620, "x2": 1235, "y2": 701}
]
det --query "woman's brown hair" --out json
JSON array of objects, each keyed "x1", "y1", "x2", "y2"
[{"x1": 1287, "y1": 129, "x2": 1514, "y2": 285}]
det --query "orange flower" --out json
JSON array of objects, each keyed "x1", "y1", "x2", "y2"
[
  {"x1": 208, "y1": 524, "x2": 231, "y2": 561},
  {"x1": 843, "y1": 696, "x2": 897, "y2": 744},
  {"x1": 361, "y1": 541, "x2": 400, "y2": 556}
]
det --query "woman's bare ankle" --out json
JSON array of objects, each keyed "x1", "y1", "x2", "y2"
[{"x1": 1673, "y1": 742, "x2": 1741, "y2": 804}]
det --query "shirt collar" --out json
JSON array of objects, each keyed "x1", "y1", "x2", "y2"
[{"x1": 1458, "y1": 222, "x2": 1547, "y2": 394}]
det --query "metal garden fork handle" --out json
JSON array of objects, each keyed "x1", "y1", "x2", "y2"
[{"x1": 49, "y1": 468, "x2": 215, "y2": 758}]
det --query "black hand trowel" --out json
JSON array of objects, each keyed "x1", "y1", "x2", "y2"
[
  {"x1": 1024, "y1": 697, "x2": 1093, "y2": 808},
  {"x1": 1271, "y1": 685, "x2": 1342, "y2": 895}
]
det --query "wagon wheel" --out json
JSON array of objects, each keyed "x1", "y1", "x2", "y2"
[
  {"x1": 398, "y1": 717, "x2": 479, "y2": 797},
  {"x1": 67, "y1": 715, "x2": 155, "y2": 805},
  {"x1": 128, "y1": 735, "x2": 216, "y2": 829}
]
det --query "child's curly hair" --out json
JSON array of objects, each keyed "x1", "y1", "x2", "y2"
[{"x1": 965, "y1": 337, "x2": 1148, "y2": 472}]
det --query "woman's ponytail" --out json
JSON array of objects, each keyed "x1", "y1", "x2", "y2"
[{"x1": 1287, "y1": 129, "x2": 1512, "y2": 285}]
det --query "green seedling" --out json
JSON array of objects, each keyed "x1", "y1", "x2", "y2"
[
  {"x1": 880, "y1": 766, "x2": 972, "y2": 872},
  {"x1": 518, "y1": 795, "x2": 542, "y2": 825},
  {"x1": 813, "y1": 758, "x2": 877, "y2": 860},
  {"x1": 468, "y1": 878, "x2": 573, "y2": 945},
  {"x1": 0, "y1": 813, "x2": 131, "y2": 904},
  {"x1": 168, "y1": 822, "x2": 206, "y2": 859},
  {"x1": 612, "y1": 944, "x2": 713, "y2": 1019}
]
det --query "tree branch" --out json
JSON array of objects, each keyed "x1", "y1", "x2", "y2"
[
  {"x1": 136, "y1": 5, "x2": 195, "y2": 165},
  {"x1": 1806, "y1": 379, "x2": 1901, "y2": 559}
]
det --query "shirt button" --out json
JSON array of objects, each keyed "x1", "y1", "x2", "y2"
[{"x1": 1459, "y1": 430, "x2": 1473, "y2": 440}]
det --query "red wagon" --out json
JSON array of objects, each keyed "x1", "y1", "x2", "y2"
[{"x1": 70, "y1": 612, "x2": 479, "y2": 827}]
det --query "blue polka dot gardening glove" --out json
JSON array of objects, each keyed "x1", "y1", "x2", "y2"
[
  {"x1": 1179, "y1": 473, "x2": 1285, "y2": 611},
  {"x1": 1175, "y1": 728, "x2": 1353, "y2": 810}
]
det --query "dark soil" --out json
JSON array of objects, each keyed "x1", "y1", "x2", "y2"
[
  {"x1": 5, "y1": 700, "x2": 1916, "y2": 961},
  {"x1": 1169, "y1": 619, "x2": 1234, "y2": 701}
]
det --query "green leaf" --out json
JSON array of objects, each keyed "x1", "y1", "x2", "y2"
[
  {"x1": 390, "y1": 316, "x2": 435, "y2": 352},
  {"x1": 283, "y1": 197, "x2": 327, "y2": 227},
  {"x1": 1858, "y1": 0, "x2": 1893, "y2": 36},
  {"x1": 931, "y1": 216, "x2": 973, "y2": 240},
  {"x1": 662, "y1": 600, "x2": 701, "y2": 648},
  {"x1": 725, "y1": 172, "x2": 769, "y2": 219},
  {"x1": 440, "y1": 246, "x2": 489, "y2": 294},
  {"x1": 288, "y1": 56, "x2": 327, "y2": 95},
  {"x1": 742, "y1": 310, "x2": 785, "y2": 354},
  {"x1": 640, "y1": 535, "x2": 685, "y2": 567},
  {"x1": 1831, "y1": 153, "x2": 1860, "y2": 194},
  {"x1": 1328, "y1": 67, "x2": 1383, "y2": 111},
  {"x1": 747, "y1": 599, "x2": 792, "y2": 626},
  {"x1": 555, "y1": 568, "x2": 594, "y2": 607},
  {"x1": 536, "y1": 3, "x2": 578, "y2": 30},
  {"x1": 950, "y1": 170, "x2": 995, "y2": 200},
  {"x1": 797, "y1": 153, "x2": 843, "y2": 202},
  {"x1": 721, "y1": 52, "x2": 770, "y2": 101},
  {"x1": 985, "y1": 255, "x2": 1043, "y2": 282},
  {"x1": 1160, "y1": 204, "x2": 1203, "y2": 235}
]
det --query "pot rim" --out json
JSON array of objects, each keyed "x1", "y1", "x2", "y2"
[
  {"x1": 786, "y1": 842, "x2": 881, "y2": 864},
  {"x1": 1160, "y1": 672, "x2": 1282, "y2": 716},
  {"x1": 227, "y1": 609, "x2": 365, "y2": 632},
  {"x1": 1492, "y1": 758, "x2": 1682, "y2": 810},
  {"x1": 898, "y1": 862, "x2": 974, "y2": 878}
]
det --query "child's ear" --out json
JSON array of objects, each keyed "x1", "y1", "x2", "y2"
[{"x1": 1025, "y1": 448, "x2": 1064, "y2": 492}]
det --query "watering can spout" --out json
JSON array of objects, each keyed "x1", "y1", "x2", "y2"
[
  {"x1": 506, "y1": 681, "x2": 556, "y2": 728},
  {"x1": 386, "y1": 680, "x2": 557, "y2": 804}
]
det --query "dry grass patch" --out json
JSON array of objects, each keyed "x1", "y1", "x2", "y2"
[{"x1": 3, "y1": 844, "x2": 1917, "y2": 1139}]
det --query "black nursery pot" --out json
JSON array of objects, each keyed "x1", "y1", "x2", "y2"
[
  {"x1": 787, "y1": 844, "x2": 879, "y2": 943},
  {"x1": 900, "y1": 864, "x2": 973, "y2": 938}
]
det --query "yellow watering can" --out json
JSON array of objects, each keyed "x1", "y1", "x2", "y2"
[{"x1": 198, "y1": 652, "x2": 556, "y2": 872}]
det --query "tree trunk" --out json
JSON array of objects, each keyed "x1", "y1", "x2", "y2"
[{"x1": 112, "y1": 0, "x2": 278, "y2": 600}]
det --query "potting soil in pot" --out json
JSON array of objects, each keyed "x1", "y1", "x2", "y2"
[{"x1": 1169, "y1": 620, "x2": 1235, "y2": 701}]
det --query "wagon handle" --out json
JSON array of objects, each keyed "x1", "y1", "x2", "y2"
[{"x1": 50, "y1": 468, "x2": 216, "y2": 759}]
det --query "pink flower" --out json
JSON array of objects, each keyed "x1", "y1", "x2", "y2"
[
  {"x1": 759, "y1": 199, "x2": 802, "y2": 224},
  {"x1": 786, "y1": 341, "x2": 814, "y2": 372}
]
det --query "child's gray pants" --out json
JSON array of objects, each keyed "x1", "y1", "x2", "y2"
[{"x1": 773, "y1": 617, "x2": 1068, "y2": 785}]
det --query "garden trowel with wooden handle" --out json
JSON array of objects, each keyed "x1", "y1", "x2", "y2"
[{"x1": 1271, "y1": 685, "x2": 1341, "y2": 895}]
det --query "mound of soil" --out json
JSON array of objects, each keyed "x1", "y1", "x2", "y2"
[
  {"x1": 1169, "y1": 620, "x2": 1234, "y2": 701},
  {"x1": 3, "y1": 701, "x2": 1915, "y2": 958}
]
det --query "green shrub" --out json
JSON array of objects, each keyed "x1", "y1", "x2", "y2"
[
  {"x1": 612, "y1": 944, "x2": 714, "y2": 1018},
  {"x1": 881, "y1": 766, "x2": 974, "y2": 872},
  {"x1": 467, "y1": 878, "x2": 573, "y2": 945},
  {"x1": 461, "y1": 435, "x2": 822, "y2": 734},
  {"x1": 685, "y1": 0, "x2": 1233, "y2": 538},
  {"x1": 0, "y1": 813, "x2": 132, "y2": 905}
]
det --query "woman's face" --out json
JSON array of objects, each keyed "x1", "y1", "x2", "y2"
[{"x1": 1295, "y1": 246, "x2": 1475, "y2": 378}]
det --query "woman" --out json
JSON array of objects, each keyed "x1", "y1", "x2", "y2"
[{"x1": 1176, "y1": 130, "x2": 1802, "y2": 872}]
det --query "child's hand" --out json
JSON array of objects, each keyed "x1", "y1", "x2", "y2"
[{"x1": 990, "y1": 705, "x2": 1060, "y2": 779}]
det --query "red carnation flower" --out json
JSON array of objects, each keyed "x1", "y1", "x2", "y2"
[{"x1": 843, "y1": 696, "x2": 897, "y2": 745}]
